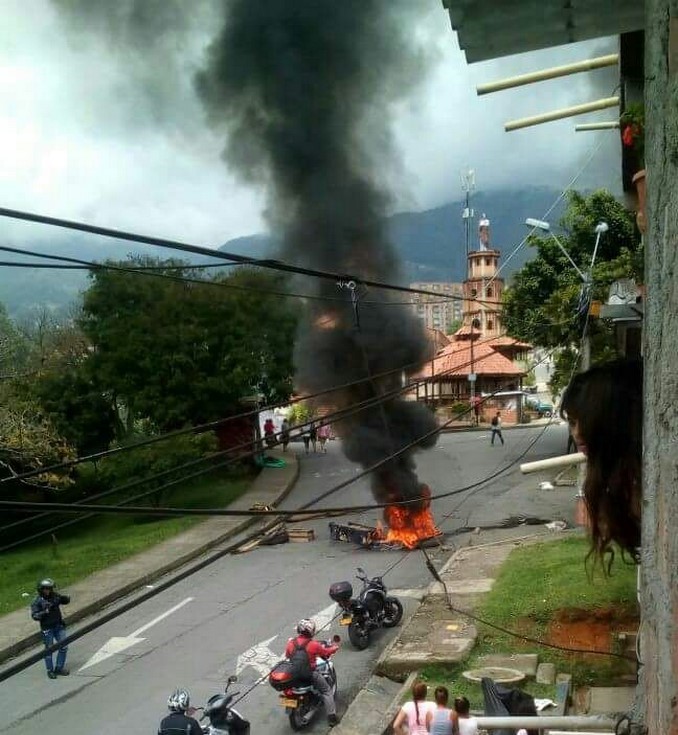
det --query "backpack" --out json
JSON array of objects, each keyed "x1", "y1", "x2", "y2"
[
  {"x1": 491, "y1": 416, "x2": 498, "y2": 427},
  {"x1": 269, "y1": 638, "x2": 313, "y2": 690},
  {"x1": 287, "y1": 638, "x2": 313, "y2": 682}
]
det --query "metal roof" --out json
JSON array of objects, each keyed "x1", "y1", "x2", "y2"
[{"x1": 442, "y1": 0, "x2": 645, "y2": 63}]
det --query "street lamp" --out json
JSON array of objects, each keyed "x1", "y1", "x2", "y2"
[
  {"x1": 469, "y1": 317, "x2": 481, "y2": 423},
  {"x1": 524, "y1": 217, "x2": 608, "y2": 370}
]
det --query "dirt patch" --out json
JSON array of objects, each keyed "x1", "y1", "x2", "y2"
[{"x1": 547, "y1": 605, "x2": 639, "y2": 653}]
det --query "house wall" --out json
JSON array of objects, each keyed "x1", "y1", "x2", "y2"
[{"x1": 639, "y1": 3, "x2": 678, "y2": 733}]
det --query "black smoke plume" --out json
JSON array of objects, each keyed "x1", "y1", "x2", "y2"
[{"x1": 196, "y1": 1, "x2": 438, "y2": 507}]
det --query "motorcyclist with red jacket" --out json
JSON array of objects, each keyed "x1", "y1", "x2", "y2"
[{"x1": 284, "y1": 618, "x2": 340, "y2": 727}]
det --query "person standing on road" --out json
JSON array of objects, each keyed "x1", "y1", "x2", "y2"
[
  {"x1": 309, "y1": 422, "x2": 318, "y2": 453},
  {"x1": 263, "y1": 417, "x2": 276, "y2": 449},
  {"x1": 393, "y1": 680, "x2": 435, "y2": 735},
  {"x1": 281, "y1": 418, "x2": 291, "y2": 452},
  {"x1": 425, "y1": 686, "x2": 456, "y2": 734},
  {"x1": 30, "y1": 578, "x2": 70, "y2": 679},
  {"x1": 490, "y1": 411, "x2": 504, "y2": 445},
  {"x1": 158, "y1": 688, "x2": 203, "y2": 735}
]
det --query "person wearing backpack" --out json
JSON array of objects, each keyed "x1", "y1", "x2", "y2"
[
  {"x1": 490, "y1": 411, "x2": 504, "y2": 445},
  {"x1": 284, "y1": 618, "x2": 340, "y2": 727}
]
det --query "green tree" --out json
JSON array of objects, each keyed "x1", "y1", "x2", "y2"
[
  {"x1": 78, "y1": 260, "x2": 298, "y2": 432},
  {"x1": 503, "y1": 190, "x2": 642, "y2": 393}
]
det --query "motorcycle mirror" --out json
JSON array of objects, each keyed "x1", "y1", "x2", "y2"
[
  {"x1": 356, "y1": 567, "x2": 365, "y2": 575},
  {"x1": 332, "y1": 634, "x2": 341, "y2": 644},
  {"x1": 227, "y1": 675, "x2": 238, "y2": 684}
]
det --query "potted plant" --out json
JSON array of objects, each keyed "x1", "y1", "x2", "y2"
[{"x1": 620, "y1": 102, "x2": 646, "y2": 233}]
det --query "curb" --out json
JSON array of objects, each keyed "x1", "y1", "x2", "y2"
[
  {"x1": 441, "y1": 419, "x2": 559, "y2": 434},
  {"x1": 0, "y1": 453, "x2": 299, "y2": 665}
]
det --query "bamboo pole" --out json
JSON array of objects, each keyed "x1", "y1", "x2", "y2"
[
  {"x1": 477, "y1": 54, "x2": 619, "y2": 95},
  {"x1": 505, "y1": 97, "x2": 620, "y2": 132}
]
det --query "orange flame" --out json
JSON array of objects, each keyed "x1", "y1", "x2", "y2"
[{"x1": 382, "y1": 504, "x2": 441, "y2": 549}]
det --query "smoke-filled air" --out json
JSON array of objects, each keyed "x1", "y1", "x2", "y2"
[{"x1": 196, "y1": 0, "x2": 439, "y2": 508}]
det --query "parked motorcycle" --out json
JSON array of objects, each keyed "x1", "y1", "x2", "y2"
[
  {"x1": 329, "y1": 567, "x2": 403, "y2": 650},
  {"x1": 269, "y1": 636, "x2": 340, "y2": 731},
  {"x1": 193, "y1": 675, "x2": 250, "y2": 734}
]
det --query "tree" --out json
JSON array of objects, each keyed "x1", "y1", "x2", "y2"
[
  {"x1": 502, "y1": 190, "x2": 642, "y2": 392},
  {"x1": 78, "y1": 260, "x2": 298, "y2": 432}
]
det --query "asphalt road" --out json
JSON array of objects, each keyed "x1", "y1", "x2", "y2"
[{"x1": 0, "y1": 423, "x2": 575, "y2": 735}]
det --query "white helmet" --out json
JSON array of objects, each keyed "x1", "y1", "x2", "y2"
[
  {"x1": 167, "y1": 688, "x2": 191, "y2": 713},
  {"x1": 296, "y1": 618, "x2": 316, "y2": 637}
]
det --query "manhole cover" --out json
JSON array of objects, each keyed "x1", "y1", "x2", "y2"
[{"x1": 462, "y1": 666, "x2": 526, "y2": 685}]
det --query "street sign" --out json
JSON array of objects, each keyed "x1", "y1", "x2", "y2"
[{"x1": 468, "y1": 373, "x2": 477, "y2": 382}]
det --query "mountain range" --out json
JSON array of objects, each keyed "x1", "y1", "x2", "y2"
[{"x1": 0, "y1": 185, "x2": 565, "y2": 319}]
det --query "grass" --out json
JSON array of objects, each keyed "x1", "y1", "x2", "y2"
[
  {"x1": 420, "y1": 536, "x2": 638, "y2": 708},
  {"x1": 0, "y1": 469, "x2": 252, "y2": 617}
]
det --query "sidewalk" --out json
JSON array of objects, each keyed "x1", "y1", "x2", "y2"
[
  {"x1": 335, "y1": 526, "x2": 635, "y2": 735},
  {"x1": 0, "y1": 450, "x2": 298, "y2": 664}
]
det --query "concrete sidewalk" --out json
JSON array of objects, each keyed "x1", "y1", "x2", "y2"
[{"x1": 0, "y1": 450, "x2": 298, "y2": 664}]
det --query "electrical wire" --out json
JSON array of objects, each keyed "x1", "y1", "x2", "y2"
[
  {"x1": 0, "y1": 328, "x2": 514, "y2": 486},
  {"x1": 0, "y1": 206, "x2": 505, "y2": 307},
  {"x1": 1, "y1": 346, "x2": 560, "y2": 548},
  {"x1": 419, "y1": 545, "x2": 635, "y2": 662}
]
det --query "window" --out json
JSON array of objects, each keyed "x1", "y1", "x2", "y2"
[
  {"x1": 485, "y1": 258, "x2": 490, "y2": 266},
  {"x1": 486, "y1": 287, "x2": 493, "y2": 298},
  {"x1": 487, "y1": 320, "x2": 494, "y2": 331},
  {"x1": 471, "y1": 288, "x2": 477, "y2": 297}
]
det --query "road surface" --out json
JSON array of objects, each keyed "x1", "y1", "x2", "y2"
[{"x1": 0, "y1": 423, "x2": 574, "y2": 734}]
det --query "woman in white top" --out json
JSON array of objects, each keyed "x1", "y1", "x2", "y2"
[
  {"x1": 393, "y1": 681, "x2": 436, "y2": 735},
  {"x1": 454, "y1": 696, "x2": 479, "y2": 735}
]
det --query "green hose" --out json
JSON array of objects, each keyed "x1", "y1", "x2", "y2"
[{"x1": 255, "y1": 455, "x2": 287, "y2": 468}]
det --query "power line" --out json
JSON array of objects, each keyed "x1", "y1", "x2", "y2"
[
  {"x1": 0, "y1": 206, "x2": 503, "y2": 307},
  {"x1": 0, "y1": 328, "x2": 512, "y2": 485},
  {"x1": 419, "y1": 545, "x2": 635, "y2": 662}
]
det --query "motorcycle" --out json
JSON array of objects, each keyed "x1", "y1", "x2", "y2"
[
  {"x1": 269, "y1": 635, "x2": 341, "y2": 731},
  {"x1": 329, "y1": 567, "x2": 403, "y2": 650},
  {"x1": 192, "y1": 675, "x2": 250, "y2": 734}
]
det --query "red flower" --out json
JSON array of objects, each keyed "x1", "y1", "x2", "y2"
[{"x1": 622, "y1": 125, "x2": 635, "y2": 147}]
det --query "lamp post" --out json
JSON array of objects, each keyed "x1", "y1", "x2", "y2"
[{"x1": 469, "y1": 316, "x2": 481, "y2": 423}]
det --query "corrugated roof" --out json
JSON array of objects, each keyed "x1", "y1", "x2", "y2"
[{"x1": 442, "y1": 0, "x2": 644, "y2": 63}]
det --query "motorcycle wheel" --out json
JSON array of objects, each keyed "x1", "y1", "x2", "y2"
[
  {"x1": 382, "y1": 596, "x2": 404, "y2": 628},
  {"x1": 288, "y1": 704, "x2": 312, "y2": 731},
  {"x1": 348, "y1": 621, "x2": 371, "y2": 650}
]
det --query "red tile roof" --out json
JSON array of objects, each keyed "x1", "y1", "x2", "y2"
[{"x1": 413, "y1": 339, "x2": 526, "y2": 379}]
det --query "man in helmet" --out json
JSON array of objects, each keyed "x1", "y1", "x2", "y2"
[
  {"x1": 284, "y1": 618, "x2": 340, "y2": 727},
  {"x1": 158, "y1": 688, "x2": 203, "y2": 735},
  {"x1": 30, "y1": 578, "x2": 70, "y2": 679}
]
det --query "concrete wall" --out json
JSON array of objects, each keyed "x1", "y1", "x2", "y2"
[{"x1": 640, "y1": 2, "x2": 678, "y2": 733}]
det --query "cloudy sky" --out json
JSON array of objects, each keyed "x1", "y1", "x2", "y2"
[{"x1": 0, "y1": 1, "x2": 620, "y2": 250}]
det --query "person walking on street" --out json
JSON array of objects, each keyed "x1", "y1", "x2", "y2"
[
  {"x1": 490, "y1": 411, "x2": 504, "y2": 445},
  {"x1": 425, "y1": 686, "x2": 456, "y2": 734},
  {"x1": 281, "y1": 418, "x2": 291, "y2": 452},
  {"x1": 309, "y1": 422, "x2": 318, "y2": 453},
  {"x1": 393, "y1": 680, "x2": 435, "y2": 735},
  {"x1": 318, "y1": 423, "x2": 330, "y2": 453},
  {"x1": 31, "y1": 578, "x2": 70, "y2": 679},
  {"x1": 302, "y1": 431, "x2": 311, "y2": 454}
]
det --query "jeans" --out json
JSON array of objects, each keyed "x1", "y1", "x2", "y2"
[
  {"x1": 491, "y1": 428, "x2": 504, "y2": 445},
  {"x1": 41, "y1": 624, "x2": 68, "y2": 672},
  {"x1": 312, "y1": 670, "x2": 336, "y2": 716}
]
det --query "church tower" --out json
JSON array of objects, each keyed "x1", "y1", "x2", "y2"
[{"x1": 461, "y1": 215, "x2": 504, "y2": 339}]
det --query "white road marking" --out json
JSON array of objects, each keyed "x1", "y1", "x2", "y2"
[
  {"x1": 79, "y1": 597, "x2": 193, "y2": 671},
  {"x1": 236, "y1": 635, "x2": 280, "y2": 678}
]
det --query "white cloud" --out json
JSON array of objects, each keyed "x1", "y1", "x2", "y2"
[{"x1": 0, "y1": 0, "x2": 621, "y2": 251}]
